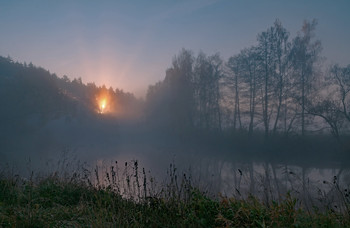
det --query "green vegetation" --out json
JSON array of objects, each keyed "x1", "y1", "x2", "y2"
[{"x1": 0, "y1": 169, "x2": 349, "y2": 228}]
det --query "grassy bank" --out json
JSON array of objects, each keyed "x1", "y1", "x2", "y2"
[{"x1": 0, "y1": 169, "x2": 349, "y2": 228}]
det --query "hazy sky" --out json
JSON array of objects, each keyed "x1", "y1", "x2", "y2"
[{"x1": 1, "y1": 0, "x2": 350, "y2": 97}]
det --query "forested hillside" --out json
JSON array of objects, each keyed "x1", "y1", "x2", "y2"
[{"x1": 0, "y1": 56, "x2": 141, "y2": 159}]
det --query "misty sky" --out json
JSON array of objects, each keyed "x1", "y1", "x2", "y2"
[{"x1": 1, "y1": 0, "x2": 350, "y2": 97}]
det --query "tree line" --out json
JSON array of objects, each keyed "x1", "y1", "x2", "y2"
[
  {"x1": 146, "y1": 19, "x2": 350, "y2": 142},
  {"x1": 0, "y1": 55, "x2": 140, "y2": 137},
  {"x1": 1, "y1": 19, "x2": 349, "y2": 145}
]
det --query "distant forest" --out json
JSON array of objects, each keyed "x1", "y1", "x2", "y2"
[
  {"x1": 0, "y1": 55, "x2": 141, "y2": 154},
  {"x1": 1, "y1": 19, "x2": 349, "y2": 162},
  {"x1": 0, "y1": 56, "x2": 140, "y2": 122}
]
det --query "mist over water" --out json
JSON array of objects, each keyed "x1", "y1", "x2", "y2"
[{"x1": 2, "y1": 112, "x2": 348, "y2": 201}]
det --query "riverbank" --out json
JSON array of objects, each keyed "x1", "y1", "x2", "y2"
[{"x1": 1, "y1": 169, "x2": 349, "y2": 227}]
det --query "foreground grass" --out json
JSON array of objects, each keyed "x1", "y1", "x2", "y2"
[{"x1": 0, "y1": 174, "x2": 349, "y2": 227}]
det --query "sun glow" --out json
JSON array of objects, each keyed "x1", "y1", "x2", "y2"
[
  {"x1": 95, "y1": 88, "x2": 118, "y2": 115},
  {"x1": 97, "y1": 95, "x2": 110, "y2": 114},
  {"x1": 99, "y1": 99, "x2": 107, "y2": 113}
]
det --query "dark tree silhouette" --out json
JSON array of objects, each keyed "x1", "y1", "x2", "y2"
[{"x1": 290, "y1": 19, "x2": 322, "y2": 136}]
